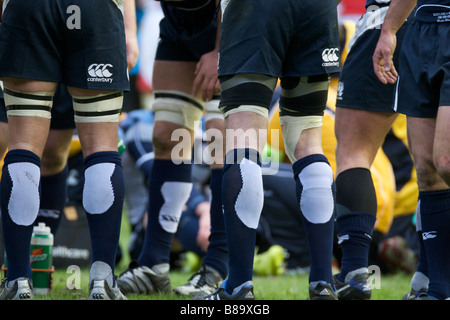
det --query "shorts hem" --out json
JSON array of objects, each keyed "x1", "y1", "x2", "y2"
[
  {"x1": 0, "y1": 72, "x2": 62, "y2": 83},
  {"x1": 335, "y1": 101, "x2": 396, "y2": 113}
]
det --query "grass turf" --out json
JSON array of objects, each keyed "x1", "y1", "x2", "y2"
[{"x1": 29, "y1": 212, "x2": 413, "y2": 300}]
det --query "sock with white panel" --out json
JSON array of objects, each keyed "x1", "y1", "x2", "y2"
[
  {"x1": 83, "y1": 151, "x2": 124, "y2": 272},
  {"x1": 293, "y1": 154, "x2": 335, "y2": 286},
  {"x1": 222, "y1": 148, "x2": 263, "y2": 293},
  {"x1": 1, "y1": 149, "x2": 41, "y2": 280},
  {"x1": 138, "y1": 159, "x2": 192, "y2": 267}
]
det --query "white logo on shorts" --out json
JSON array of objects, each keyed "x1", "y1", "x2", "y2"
[
  {"x1": 322, "y1": 48, "x2": 339, "y2": 67},
  {"x1": 87, "y1": 64, "x2": 114, "y2": 83},
  {"x1": 337, "y1": 81, "x2": 344, "y2": 100},
  {"x1": 422, "y1": 231, "x2": 437, "y2": 240}
]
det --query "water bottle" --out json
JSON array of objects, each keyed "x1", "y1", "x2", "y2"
[{"x1": 30, "y1": 223, "x2": 54, "y2": 294}]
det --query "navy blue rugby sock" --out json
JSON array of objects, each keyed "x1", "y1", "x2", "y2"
[
  {"x1": 293, "y1": 154, "x2": 335, "y2": 286},
  {"x1": 83, "y1": 151, "x2": 124, "y2": 272},
  {"x1": 419, "y1": 189, "x2": 450, "y2": 299},
  {"x1": 222, "y1": 149, "x2": 263, "y2": 294},
  {"x1": 1, "y1": 149, "x2": 41, "y2": 280},
  {"x1": 202, "y1": 168, "x2": 228, "y2": 279},
  {"x1": 335, "y1": 168, "x2": 377, "y2": 282},
  {"x1": 138, "y1": 159, "x2": 192, "y2": 267}
]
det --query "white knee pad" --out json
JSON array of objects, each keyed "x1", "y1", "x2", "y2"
[
  {"x1": 298, "y1": 161, "x2": 334, "y2": 224},
  {"x1": 3, "y1": 88, "x2": 53, "y2": 119},
  {"x1": 279, "y1": 115, "x2": 323, "y2": 163},
  {"x1": 158, "y1": 181, "x2": 193, "y2": 233},
  {"x1": 83, "y1": 163, "x2": 116, "y2": 214},
  {"x1": 152, "y1": 90, "x2": 204, "y2": 131},
  {"x1": 73, "y1": 92, "x2": 123, "y2": 123},
  {"x1": 6, "y1": 162, "x2": 41, "y2": 226}
]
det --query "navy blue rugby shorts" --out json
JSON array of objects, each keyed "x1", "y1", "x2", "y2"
[
  {"x1": 395, "y1": 20, "x2": 450, "y2": 117},
  {"x1": 0, "y1": 0, "x2": 129, "y2": 92},
  {"x1": 335, "y1": 18, "x2": 410, "y2": 112},
  {"x1": 155, "y1": 0, "x2": 218, "y2": 62},
  {"x1": 218, "y1": 0, "x2": 340, "y2": 78}
]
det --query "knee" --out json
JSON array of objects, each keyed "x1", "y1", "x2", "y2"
[
  {"x1": 415, "y1": 158, "x2": 442, "y2": 189},
  {"x1": 434, "y1": 155, "x2": 450, "y2": 185},
  {"x1": 152, "y1": 122, "x2": 193, "y2": 159}
]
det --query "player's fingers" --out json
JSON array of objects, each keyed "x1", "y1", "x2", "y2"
[
  {"x1": 373, "y1": 52, "x2": 388, "y2": 84},
  {"x1": 192, "y1": 73, "x2": 204, "y2": 97},
  {"x1": 382, "y1": 49, "x2": 398, "y2": 84},
  {"x1": 202, "y1": 77, "x2": 217, "y2": 101}
]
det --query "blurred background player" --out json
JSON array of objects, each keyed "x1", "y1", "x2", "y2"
[
  {"x1": 374, "y1": 0, "x2": 450, "y2": 300},
  {"x1": 0, "y1": 0, "x2": 133, "y2": 300},
  {"x1": 333, "y1": 0, "x2": 417, "y2": 299},
  {"x1": 201, "y1": 0, "x2": 340, "y2": 300},
  {"x1": 117, "y1": 0, "x2": 228, "y2": 297}
]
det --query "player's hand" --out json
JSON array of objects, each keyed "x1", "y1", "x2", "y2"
[
  {"x1": 192, "y1": 49, "x2": 220, "y2": 102},
  {"x1": 373, "y1": 31, "x2": 398, "y2": 85},
  {"x1": 126, "y1": 33, "x2": 139, "y2": 72}
]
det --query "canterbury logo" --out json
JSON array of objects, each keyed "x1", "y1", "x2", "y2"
[
  {"x1": 88, "y1": 64, "x2": 113, "y2": 78},
  {"x1": 422, "y1": 231, "x2": 437, "y2": 240},
  {"x1": 91, "y1": 292, "x2": 105, "y2": 300},
  {"x1": 18, "y1": 292, "x2": 32, "y2": 299},
  {"x1": 322, "y1": 48, "x2": 339, "y2": 63},
  {"x1": 161, "y1": 215, "x2": 179, "y2": 223}
]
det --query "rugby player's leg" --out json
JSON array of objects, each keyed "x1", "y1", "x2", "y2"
[
  {"x1": 137, "y1": 60, "x2": 199, "y2": 275},
  {"x1": 408, "y1": 113, "x2": 450, "y2": 300},
  {"x1": 69, "y1": 86, "x2": 124, "y2": 282},
  {"x1": 0, "y1": 77, "x2": 55, "y2": 281},
  {"x1": 279, "y1": 75, "x2": 336, "y2": 296},
  {"x1": 334, "y1": 107, "x2": 396, "y2": 284},
  {"x1": 218, "y1": 73, "x2": 276, "y2": 295},
  {"x1": 0, "y1": 122, "x2": 7, "y2": 158},
  {"x1": 221, "y1": 110, "x2": 267, "y2": 294}
]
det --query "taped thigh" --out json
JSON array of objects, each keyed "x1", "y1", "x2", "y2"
[
  {"x1": 73, "y1": 91, "x2": 123, "y2": 123},
  {"x1": 152, "y1": 90, "x2": 204, "y2": 131},
  {"x1": 279, "y1": 115, "x2": 323, "y2": 163},
  {"x1": 279, "y1": 75, "x2": 329, "y2": 117},
  {"x1": 279, "y1": 75, "x2": 329, "y2": 163},
  {"x1": 204, "y1": 94, "x2": 223, "y2": 122},
  {"x1": 3, "y1": 88, "x2": 53, "y2": 119},
  {"x1": 219, "y1": 73, "x2": 277, "y2": 118}
]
